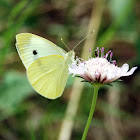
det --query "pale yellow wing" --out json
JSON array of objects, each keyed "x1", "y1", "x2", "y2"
[
  {"x1": 16, "y1": 33, "x2": 66, "y2": 69},
  {"x1": 27, "y1": 55, "x2": 69, "y2": 99}
]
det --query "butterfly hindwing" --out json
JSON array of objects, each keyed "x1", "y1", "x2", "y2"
[
  {"x1": 27, "y1": 55, "x2": 69, "y2": 99},
  {"x1": 16, "y1": 33, "x2": 66, "y2": 69}
]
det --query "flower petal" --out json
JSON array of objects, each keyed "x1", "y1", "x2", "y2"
[
  {"x1": 121, "y1": 67, "x2": 137, "y2": 76},
  {"x1": 68, "y1": 63, "x2": 85, "y2": 75},
  {"x1": 121, "y1": 63, "x2": 129, "y2": 73}
]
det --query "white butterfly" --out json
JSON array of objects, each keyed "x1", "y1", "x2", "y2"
[{"x1": 16, "y1": 33, "x2": 75, "y2": 99}]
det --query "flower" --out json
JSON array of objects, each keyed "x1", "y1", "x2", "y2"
[{"x1": 69, "y1": 47, "x2": 137, "y2": 84}]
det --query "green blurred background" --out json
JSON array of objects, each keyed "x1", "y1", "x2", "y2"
[{"x1": 0, "y1": 0, "x2": 139, "y2": 140}]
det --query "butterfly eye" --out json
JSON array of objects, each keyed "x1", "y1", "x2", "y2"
[{"x1": 33, "y1": 50, "x2": 37, "y2": 55}]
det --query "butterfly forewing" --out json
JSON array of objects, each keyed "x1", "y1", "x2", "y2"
[
  {"x1": 16, "y1": 33, "x2": 66, "y2": 69},
  {"x1": 27, "y1": 55, "x2": 69, "y2": 99}
]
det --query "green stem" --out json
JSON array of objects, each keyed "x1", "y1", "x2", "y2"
[{"x1": 81, "y1": 85, "x2": 100, "y2": 140}]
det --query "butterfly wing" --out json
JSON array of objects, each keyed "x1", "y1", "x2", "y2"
[
  {"x1": 16, "y1": 33, "x2": 66, "y2": 69},
  {"x1": 27, "y1": 55, "x2": 69, "y2": 99}
]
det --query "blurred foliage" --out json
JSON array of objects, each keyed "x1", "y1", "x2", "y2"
[
  {"x1": 0, "y1": 71, "x2": 33, "y2": 121},
  {"x1": 0, "y1": 0, "x2": 139, "y2": 140}
]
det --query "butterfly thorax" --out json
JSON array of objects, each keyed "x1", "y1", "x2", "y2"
[{"x1": 65, "y1": 50, "x2": 75, "y2": 66}]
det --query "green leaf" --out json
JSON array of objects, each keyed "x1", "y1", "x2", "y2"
[
  {"x1": 0, "y1": 71, "x2": 33, "y2": 111},
  {"x1": 107, "y1": 83, "x2": 113, "y2": 86},
  {"x1": 75, "y1": 75, "x2": 85, "y2": 79},
  {"x1": 81, "y1": 80, "x2": 89, "y2": 83}
]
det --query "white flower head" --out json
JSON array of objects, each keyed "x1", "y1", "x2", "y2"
[{"x1": 69, "y1": 47, "x2": 137, "y2": 84}]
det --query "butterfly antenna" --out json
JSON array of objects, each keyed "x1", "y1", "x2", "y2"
[
  {"x1": 61, "y1": 38, "x2": 70, "y2": 51},
  {"x1": 72, "y1": 30, "x2": 95, "y2": 50}
]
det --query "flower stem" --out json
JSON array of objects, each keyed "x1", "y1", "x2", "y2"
[{"x1": 81, "y1": 85, "x2": 100, "y2": 140}]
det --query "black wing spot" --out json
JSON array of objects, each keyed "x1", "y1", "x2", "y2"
[{"x1": 33, "y1": 50, "x2": 37, "y2": 55}]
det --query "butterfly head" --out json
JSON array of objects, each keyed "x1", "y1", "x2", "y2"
[{"x1": 65, "y1": 50, "x2": 75, "y2": 66}]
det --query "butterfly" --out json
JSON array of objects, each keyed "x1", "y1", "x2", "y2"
[{"x1": 16, "y1": 33, "x2": 75, "y2": 99}]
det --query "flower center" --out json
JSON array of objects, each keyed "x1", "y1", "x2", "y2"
[{"x1": 94, "y1": 47, "x2": 116, "y2": 65}]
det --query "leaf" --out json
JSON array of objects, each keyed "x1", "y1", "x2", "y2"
[
  {"x1": 0, "y1": 71, "x2": 33, "y2": 111},
  {"x1": 107, "y1": 83, "x2": 113, "y2": 86},
  {"x1": 114, "y1": 79, "x2": 123, "y2": 82},
  {"x1": 75, "y1": 75, "x2": 84, "y2": 79},
  {"x1": 81, "y1": 80, "x2": 89, "y2": 83}
]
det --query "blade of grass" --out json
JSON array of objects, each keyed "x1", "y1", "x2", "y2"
[
  {"x1": 0, "y1": 0, "x2": 41, "y2": 75},
  {"x1": 29, "y1": 122, "x2": 36, "y2": 140},
  {"x1": 7, "y1": 0, "x2": 29, "y2": 26},
  {"x1": 96, "y1": 0, "x2": 135, "y2": 47}
]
